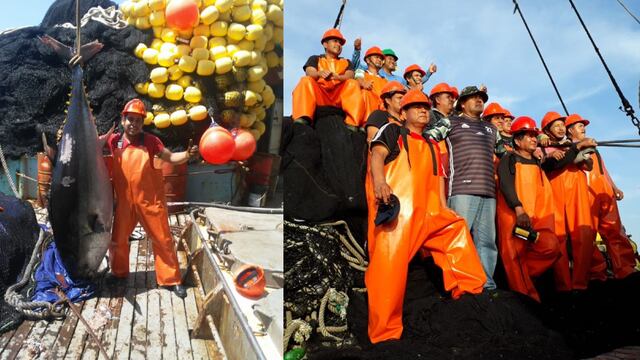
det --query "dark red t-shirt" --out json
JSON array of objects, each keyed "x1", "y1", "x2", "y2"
[{"x1": 106, "y1": 132, "x2": 164, "y2": 158}]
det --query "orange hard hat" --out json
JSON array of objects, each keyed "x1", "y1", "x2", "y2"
[
  {"x1": 364, "y1": 46, "x2": 384, "y2": 60},
  {"x1": 450, "y1": 86, "x2": 459, "y2": 99},
  {"x1": 564, "y1": 113, "x2": 590, "y2": 128},
  {"x1": 122, "y1": 98, "x2": 146, "y2": 116},
  {"x1": 380, "y1": 80, "x2": 406, "y2": 100},
  {"x1": 321, "y1": 28, "x2": 346, "y2": 45},
  {"x1": 503, "y1": 109, "x2": 515, "y2": 119},
  {"x1": 541, "y1": 111, "x2": 566, "y2": 130},
  {"x1": 400, "y1": 89, "x2": 431, "y2": 110},
  {"x1": 403, "y1": 64, "x2": 426, "y2": 79},
  {"x1": 234, "y1": 264, "x2": 266, "y2": 299},
  {"x1": 429, "y1": 82, "x2": 457, "y2": 99},
  {"x1": 482, "y1": 102, "x2": 506, "y2": 119},
  {"x1": 510, "y1": 116, "x2": 540, "y2": 135}
]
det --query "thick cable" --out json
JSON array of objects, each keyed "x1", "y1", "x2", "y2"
[
  {"x1": 568, "y1": 0, "x2": 640, "y2": 135},
  {"x1": 512, "y1": 0, "x2": 569, "y2": 115}
]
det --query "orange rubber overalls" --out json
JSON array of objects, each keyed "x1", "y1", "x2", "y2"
[
  {"x1": 586, "y1": 151, "x2": 637, "y2": 280},
  {"x1": 497, "y1": 156, "x2": 560, "y2": 302},
  {"x1": 365, "y1": 129, "x2": 486, "y2": 344},
  {"x1": 546, "y1": 159, "x2": 596, "y2": 291},
  {"x1": 109, "y1": 137, "x2": 181, "y2": 286},
  {"x1": 361, "y1": 71, "x2": 388, "y2": 122},
  {"x1": 292, "y1": 56, "x2": 365, "y2": 127}
]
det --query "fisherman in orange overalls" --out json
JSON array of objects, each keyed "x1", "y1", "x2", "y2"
[
  {"x1": 103, "y1": 99, "x2": 197, "y2": 298},
  {"x1": 496, "y1": 116, "x2": 560, "y2": 301},
  {"x1": 364, "y1": 80, "x2": 406, "y2": 142},
  {"x1": 357, "y1": 46, "x2": 388, "y2": 121},
  {"x1": 540, "y1": 111, "x2": 598, "y2": 291},
  {"x1": 366, "y1": 89, "x2": 486, "y2": 344},
  {"x1": 292, "y1": 28, "x2": 365, "y2": 127},
  {"x1": 564, "y1": 114, "x2": 637, "y2": 281}
]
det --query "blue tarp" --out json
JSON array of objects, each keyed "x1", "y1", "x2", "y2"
[{"x1": 31, "y1": 241, "x2": 97, "y2": 303}]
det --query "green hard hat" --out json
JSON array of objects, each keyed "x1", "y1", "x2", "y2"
[{"x1": 382, "y1": 48, "x2": 398, "y2": 60}]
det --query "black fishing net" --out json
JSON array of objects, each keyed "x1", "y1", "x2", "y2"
[
  {"x1": 284, "y1": 221, "x2": 357, "y2": 320},
  {"x1": 0, "y1": 0, "x2": 214, "y2": 160},
  {"x1": 0, "y1": 193, "x2": 40, "y2": 334}
]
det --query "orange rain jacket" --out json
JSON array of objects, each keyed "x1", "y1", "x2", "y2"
[
  {"x1": 361, "y1": 71, "x2": 388, "y2": 122},
  {"x1": 497, "y1": 154, "x2": 560, "y2": 301},
  {"x1": 109, "y1": 138, "x2": 182, "y2": 286},
  {"x1": 545, "y1": 152, "x2": 596, "y2": 291},
  {"x1": 365, "y1": 127, "x2": 486, "y2": 344},
  {"x1": 586, "y1": 151, "x2": 637, "y2": 280},
  {"x1": 292, "y1": 56, "x2": 365, "y2": 127}
]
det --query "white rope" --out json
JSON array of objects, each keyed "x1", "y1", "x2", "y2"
[
  {"x1": 55, "y1": 6, "x2": 128, "y2": 30},
  {"x1": 0, "y1": 145, "x2": 19, "y2": 197},
  {"x1": 316, "y1": 288, "x2": 349, "y2": 340}
]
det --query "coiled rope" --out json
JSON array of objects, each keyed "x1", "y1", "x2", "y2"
[
  {"x1": 56, "y1": 6, "x2": 128, "y2": 30},
  {"x1": 4, "y1": 230, "x2": 66, "y2": 319},
  {"x1": 0, "y1": 145, "x2": 19, "y2": 198}
]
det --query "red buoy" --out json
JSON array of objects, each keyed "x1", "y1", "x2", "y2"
[
  {"x1": 165, "y1": 0, "x2": 199, "y2": 31},
  {"x1": 231, "y1": 129, "x2": 257, "y2": 161},
  {"x1": 199, "y1": 126, "x2": 235, "y2": 164}
]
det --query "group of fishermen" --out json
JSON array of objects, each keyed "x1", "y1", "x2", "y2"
[{"x1": 290, "y1": 28, "x2": 639, "y2": 344}]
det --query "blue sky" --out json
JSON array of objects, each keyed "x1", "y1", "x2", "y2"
[
  {"x1": 2, "y1": 1, "x2": 640, "y2": 238},
  {"x1": 285, "y1": 0, "x2": 640, "y2": 239}
]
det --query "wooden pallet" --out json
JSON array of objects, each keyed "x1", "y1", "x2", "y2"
[{"x1": 0, "y1": 230, "x2": 220, "y2": 360}]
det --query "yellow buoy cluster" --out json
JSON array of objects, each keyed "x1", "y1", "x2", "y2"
[{"x1": 121, "y1": 0, "x2": 284, "y2": 141}]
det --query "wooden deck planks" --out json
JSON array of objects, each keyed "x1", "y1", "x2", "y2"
[
  {"x1": 15, "y1": 319, "x2": 50, "y2": 360},
  {"x1": 1, "y1": 318, "x2": 35, "y2": 360},
  {"x1": 129, "y1": 288, "x2": 148, "y2": 360},
  {"x1": 159, "y1": 287, "x2": 178, "y2": 360},
  {"x1": 50, "y1": 300, "x2": 87, "y2": 359},
  {"x1": 145, "y1": 289, "x2": 162, "y2": 360},
  {"x1": 172, "y1": 291, "x2": 193, "y2": 360},
  {"x1": 134, "y1": 237, "x2": 148, "y2": 290},
  {"x1": 64, "y1": 296, "x2": 100, "y2": 360},
  {"x1": 113, "y1": 287, "x2": 136, "y2": 360},
  {"x1": 101, "y1": 286, "x2": 126, "y2": 360},
  {"x1": 184, "y1": 287, "x2": 210, "y2": 360}
]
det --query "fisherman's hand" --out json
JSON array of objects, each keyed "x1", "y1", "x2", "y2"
[
  {"x1": 187, "y1": 145, "x2": 199, "y2": 158},
  {"x1": 613, "y1": 186, "x2": 624, "y2": 201},
  {"x1": 318, "y1": 70, "x2": 332, "y2": 80},
  {"x1": 479, "y1": 84, "x2": 488, "y2": 93},
  {"x1": 374, "y1": 180, "x2": 392, "y2": 205},
  {"x1": 533, "y1": 148, "x2": 544, "y2": 160},
  {"x1": 99, "y1": 123, "x2": 116, "y2": 142},
  {"x1": 354, "y1": 37, "x2": 362, "y2": 51},
  {"x1": 69, "y1": 54, "x2": 83, "y2": 68},
  {"x1": 577, "y1": 138, "x2": 597, "y2": 150},
  {"x1": 429, "y1": 63, "x2": 437, "y2": 74},
  {"x1": 515, "y1": 206, "x2": 531, "y2": 229},
  {"x1": 550, "y1": 150, "x2": 565, "y2": 161},
  {"x1": 362, "y1": 80, "x2": 373, "y2": 90},
  {"x1": 538, "y1": 134, "x2": 550, "y2": 147}
]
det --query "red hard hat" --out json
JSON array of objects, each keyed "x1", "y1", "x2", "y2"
[
  {"x1": 564, "y1": 113, "x2": 590, "y2": 128},
  {"x1": 541, "y1": 111, "x2": 566, "y2": 130},
  {"x1": 482, "y1": 102, "x2": 506, "y2": 119},
  {"x1": 122, "y1": 98, "x2": 146, "y2": 116},
  {"x1": 234, "y1": 264, "x2": 266, "y2": 299},
  {"x1": 510, "y1": 116, "x2": 540, "y2": 135},
  {"x1": 364, "y1": 46, "x2": 384, "y2": 60},
  {"x1": 450, "y1": 86, "x2": 459, "y2": 99},
  {"x1": 321, "y1": 28, "x2": 346, "y2": 45},
  {"x1": 429, "y1": 82, "x2": 457, "y2": 99},
  {"x1": 503, "y1": 109, "x2": 515, "y2": 119},
  {"x1": 380, "y1": 80, "x2": 406, "y2": 100},
  {"x1": 403, "y1": 64, "x2": 426, "y2": 79},
  {"x1": 400, "y1": 89, "x2": 431, "y2": 110}
]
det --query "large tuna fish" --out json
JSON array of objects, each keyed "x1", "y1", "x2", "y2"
[{"x1": 40, "y1": 35, "x2": 113, "y2": 280}]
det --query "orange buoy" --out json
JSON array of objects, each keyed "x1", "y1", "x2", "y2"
[
  {"x1": 231, "y1": 129, "x2": 257, "y2": 161},
  {"x1": 199, "y1": 126, "x2": 235, "y2": 164},
  {"x1": 165, "y1": 0, "x2": 199, "y2": 31}
]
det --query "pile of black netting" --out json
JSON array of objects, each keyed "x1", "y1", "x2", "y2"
[
  {"x1": 284, "y1": 221, "x2": 360, "y2": 321},
  {"x1": 0, "y1": 192, "x2": 40, "y2": 334},
  {"x1": 281, "y1": 109, "x2": 369, "y2": 244},
  {"x1": 0, "y1": 0, "x2": 214, "y2": 159}
]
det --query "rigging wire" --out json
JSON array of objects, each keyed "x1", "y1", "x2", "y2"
[
  {"x1": 616, "y1": 0, "x2": 640, "y2": 26},
  {"x1": 512, "y1": 0, "x2": 569, "y2": 115},
  {"x1": 334, "y1": 0, "x2": 347, "y2": 29},
  {"x1": 568, "y1": 0, "x2": 640, "y2": 136}
]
